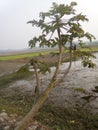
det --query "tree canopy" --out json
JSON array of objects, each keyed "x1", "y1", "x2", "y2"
[{"x1": 28, "y1": 2, "x2": 95, "y2": 49}]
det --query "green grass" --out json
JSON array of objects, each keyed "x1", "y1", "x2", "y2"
[
  {"x1": 72, "y1": 87, "x2": 86, "y2": 93},
  {"x1": 0, "y1": 51, "x2": 50, "y2": 61},
  {"x1": 91, "y1": 47, "x2": 98, "y2": 52},
  {"x1": 0, "y1": 65, "x2": 33, "y2": 89},
  {"x1": 79, "y1": 47, "x2": 98, "y2": 52},
  {"x1": 0, "y1": 47, "x2": 98, "y2": 61}
]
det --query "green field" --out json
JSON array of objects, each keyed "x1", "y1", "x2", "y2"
[
  {"x1": 0, "y1": 51, "x2": 50, "y2": 61},
  {"x1": 0, "y1": 47, "x2": 98, "y2": 61}
]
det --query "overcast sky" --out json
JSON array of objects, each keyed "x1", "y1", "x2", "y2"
[{"x1": 0, "y1": 0, "x2": 98, "y2": 50}]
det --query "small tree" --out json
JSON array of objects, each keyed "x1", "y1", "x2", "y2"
[{"x1": 15, "y1": 2, "x2": 95, "y2": 130}]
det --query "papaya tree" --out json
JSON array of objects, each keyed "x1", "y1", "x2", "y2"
[{"x1": 15, "y1": 2, "x2": 95, "y2": 130}]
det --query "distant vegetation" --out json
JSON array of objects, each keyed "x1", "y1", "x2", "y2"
[
  {"x1": 0, "y1": 43, "x2": 98, "y2": 61},
  {"x1": 88, "y1": 40, "x2": 98, "y2": 46},
  {"x1": 0, "y1": 50, "x2": 51, "y2": 61}
]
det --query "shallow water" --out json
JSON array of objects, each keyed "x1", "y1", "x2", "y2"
[{"x1": 9, "y1": 53, "x2": 98, "y2": 112}]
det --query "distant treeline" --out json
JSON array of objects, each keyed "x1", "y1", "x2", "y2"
[{"x1": 87, "y1": 40, "x2": 98, "y2": 47}]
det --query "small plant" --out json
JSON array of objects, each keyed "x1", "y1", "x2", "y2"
[
  {"x1": 0, "y1": 65, "x2": 32, "y2": 89},
  {"x1": 73, "y1": 87, "x2": 86, "y2": 93},
  {"x1": 17, "y1": 64, "x2": 29, "y2": 73}
]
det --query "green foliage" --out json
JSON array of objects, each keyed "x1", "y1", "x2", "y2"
[
  {"x1": 30, "y1": 58, "x2": 51, "y2": 74},
  {"x1": 38, "y1": 62, "x2": 51, "y2": 74},
  {"x1": 82, "y1": 56, "x2": 96, "y2": 68},
  {"x1": 30, "y1": 58, "x2": 38, "y2": 66},
  {"x1": 69, "y1": 13, "x2": 88, "y2": 22},
  {"x1": 28, "y1": 2, "x2": 95, "y2": 49},
  {"x1": 17, "y1": 64, "x2": 29, "y2": 73},
  {"x1": 27, "y1": 1, "x2": 96, "y2": 70}
]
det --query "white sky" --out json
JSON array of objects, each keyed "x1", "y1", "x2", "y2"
[{"x1": 0, "y1": 0, "x2": 98, "y2": 50}]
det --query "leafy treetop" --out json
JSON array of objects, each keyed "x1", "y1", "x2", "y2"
[{"x1": 27, "y1": 2, "x2": 95, "y2": 49}]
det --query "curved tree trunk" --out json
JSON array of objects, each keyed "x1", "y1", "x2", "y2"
[
  {"x1": 57, "y1": 41, "x2": 73, "y2": 84},
  {"x1": 15, "y1": 43, "x2": 73, "y2": 130},
  {"x1": 15, "y1": 25, "x2": 73, "y2": 130},
  {"x1": 15, "y1": 42, "x2": 63, "y2": 130},
  {"x1": 15, "y1": 80, "x2": 59, "y2": 130}
]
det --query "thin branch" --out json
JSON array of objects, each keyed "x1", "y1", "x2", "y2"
[
  {"x1": 55, "y1": 41, "x2": 73, "y2": 85},
  {"x1": 33, "y1": 63, "x2": 40, "y2": 104},
  {"x1": 48, "y1": 32, "x2": 54, "y2": 41}
]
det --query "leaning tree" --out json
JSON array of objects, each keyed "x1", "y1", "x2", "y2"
[{"x1": 15, "y1": 2, "x2": 95, "y2": 130}]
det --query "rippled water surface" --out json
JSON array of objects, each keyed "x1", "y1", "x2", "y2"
[{"x1": 8, "y1": 53, "x2": 98, "y2": 112}]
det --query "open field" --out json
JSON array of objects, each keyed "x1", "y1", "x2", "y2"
[
  {"x1": 0, "y1": 50, "x2": 53, "y2": 61},
  {"x1": 0, "y1": 46, "x2": 98, "y2": 61}
]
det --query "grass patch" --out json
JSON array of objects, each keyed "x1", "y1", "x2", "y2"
[
  {"x1": 0, "y1": 91, "x2": 98, "y2": 130},
  {"x1": 72, "y1": 87, "x2": 86, "y2": 93},
  {"x1": 1, "y1": 47, "x2": 98, "y2": 61},
  {"x1": 0, "y1": 93, "x2": 33, "y2": 115},
  {"x1": 0, "y1": 47, "x2": 98, "y2": 61},
  {"x1": 0, "y1": 64, "x2": 33, "y2": 89},
  {"x1": 35, "y1": 104, "x2": 98, "y2": 130},
  {"x1": 0, "y1": 51, "x2": 51, "y2": 61}
]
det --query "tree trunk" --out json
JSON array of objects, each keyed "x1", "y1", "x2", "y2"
[
  {"x1": 15, "y1": 43, "x2": 63, "y2": 130},
  {"x1": 15, "y1": 37, "x2": 73, "y2": 130},
  {"x1": 33, "y1": 63, "x2": 40, "y2": 104},
  {"x1": 15, "y1": 80, "x2": 57, "y2": 130},
  {"x1": 57, "y1": 41, "x2": 73, "y2": 83}
]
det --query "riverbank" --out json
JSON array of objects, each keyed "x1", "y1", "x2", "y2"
[{"x1": 0, "y1": 52, "x2": 98, "y2": 130}]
